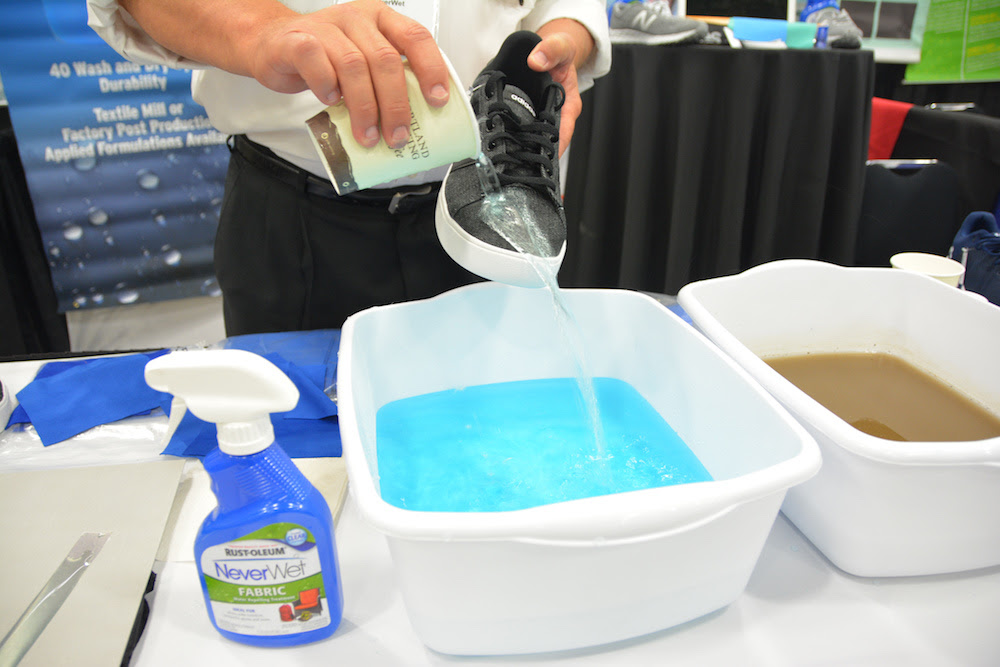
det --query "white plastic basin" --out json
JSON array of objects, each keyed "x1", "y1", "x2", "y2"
[
  {"x1": 678, "y1": 259, "x2": 1000, "y2": 577},
  {"x1": 338, "y1": 283, "x2": 820, "y2": 655}
]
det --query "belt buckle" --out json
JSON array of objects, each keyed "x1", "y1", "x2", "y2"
[{"x1": 387, "y1": 184, "x2": 434, "y2": 214}]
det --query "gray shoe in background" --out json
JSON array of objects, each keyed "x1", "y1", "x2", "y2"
[
  {"x1": 610, "y1": 2, "x2": 709, "y2": 45},
  {"x1": 800, "y1": 2, "x2": 863, "y2": 49}
]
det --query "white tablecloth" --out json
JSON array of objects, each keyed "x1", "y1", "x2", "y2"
[{"x1": 3, "y1": 355, "x2": 999, "y2": 666}]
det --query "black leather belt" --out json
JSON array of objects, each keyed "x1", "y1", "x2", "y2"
[{"x1": 229, "y1": 134, "x2": 441, "y2": 214}]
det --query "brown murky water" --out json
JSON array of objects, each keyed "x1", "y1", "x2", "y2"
[{"x1": 765, "y1": 352, "x2": 1000, "y2": 442}]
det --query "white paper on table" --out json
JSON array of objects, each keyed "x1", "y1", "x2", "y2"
[{"x1": 0, "y1": 460, "x2": 185, "y2": 667}]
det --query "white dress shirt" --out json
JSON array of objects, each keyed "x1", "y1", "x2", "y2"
[{"x1": 87, "y1": 0, "x2": 611, "y2": 183}]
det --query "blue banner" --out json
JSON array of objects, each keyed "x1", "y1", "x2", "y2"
[{"x1": 0, "y1": 0, "x2": 227, "y2": 312}]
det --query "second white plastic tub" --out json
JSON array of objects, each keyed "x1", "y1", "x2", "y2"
[
  {"x1": 338, "y1": 283, "x2": 820, "y2": 655},
  {"x1": 678, "y1": 259, "x2": 1000, "y2": 577}
]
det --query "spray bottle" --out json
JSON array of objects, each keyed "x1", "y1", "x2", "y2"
[{"x1": 145, "y1": 349, "x2": 343, "y2": 647}]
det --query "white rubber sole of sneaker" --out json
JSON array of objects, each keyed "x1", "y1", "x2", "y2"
[
  {"x1": 434, "y1": 184, "x2": 565, "y2": 289},
  {"x1": 610, "y1": 27, "x2": 704, "y2": 45}
]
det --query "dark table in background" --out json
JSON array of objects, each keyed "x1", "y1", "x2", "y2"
[{"x1": 561, "y1": 44, "x2": 876, "y2": 295}]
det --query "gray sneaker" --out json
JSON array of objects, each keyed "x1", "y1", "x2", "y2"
[
  {"x1": 610, "y1": 2, "x2": 709, "y2": 45},
  {"x1": 800, "y1": 2, "x2": 863, "y2": 49},
  {"x1": 435, "y1": 31, "x2": 566, "y2": 287}
]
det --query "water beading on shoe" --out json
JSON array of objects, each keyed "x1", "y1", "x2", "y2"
[
  {"x1": 799, "y1": 0, "x2": 863, "y2": 49},
  {"x1": 949, "y1": 211, "x2": 1000, "y2": 306},
  {"x1": 435, "y1": 31, "x2": 567, "y2": 288},
  {"x1": 610, "y1": 1, "x2": 709, "y2": 45}
]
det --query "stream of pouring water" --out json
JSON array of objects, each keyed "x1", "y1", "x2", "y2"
[{"x1": 474, "y1": 153, "x2": 607, "y2": 455}]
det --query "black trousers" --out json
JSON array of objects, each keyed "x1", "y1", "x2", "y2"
[{"x1": 215, "y1": 137, "x2": 481, "y2": 335}]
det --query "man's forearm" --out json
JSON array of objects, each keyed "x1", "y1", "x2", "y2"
[
  {"x1": 119, "y1": 0, "x2": 294, "y2": 75},
  {"x1": 116, "y1": 0, "x2": 450, "y2": 148}
]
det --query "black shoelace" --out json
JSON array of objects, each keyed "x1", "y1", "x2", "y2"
[{"x1": 480, "y1": 71, "x2": 565, "y2": 197}]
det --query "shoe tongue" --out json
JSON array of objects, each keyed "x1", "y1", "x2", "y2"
[{"x1": 502, "y1": 84, "x2": 538, "y2": 124}]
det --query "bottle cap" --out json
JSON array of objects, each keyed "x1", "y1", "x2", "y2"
[{"x1": 145, "y1": 349, "x2": 299, "y2": 456}]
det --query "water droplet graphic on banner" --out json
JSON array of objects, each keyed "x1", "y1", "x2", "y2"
[
  {"x1": 164, "y1": 249, "x2": 182, "y2": 266},
  {"x1": 88, "y1": 207, "x2": 109, "y2": 226},
  {"x1": 201, "y1": 278, "x2": 222, "y2": 297},
  {"x1": 117, "y1": 289, "x2": 140, "y2": 305},
  {"x1": 63, "y1": 224, "x2": 83, "y2": 241},
  {"x1": 153, "y1": 211, "x2": 168, "y2": 227},
  {"x1": 91, "y1": 293, "x2": 105, "y2": 305},
  {"x1": 73, "y1": 155, "x2": 97, "y2": 172},
  {"x1": 137, "y1": 169, "x2": 161, "y2": 190}
]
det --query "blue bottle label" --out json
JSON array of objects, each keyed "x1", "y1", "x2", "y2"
[{"x1": 200, "y1": 522, "x2": 330, "y2": 636}]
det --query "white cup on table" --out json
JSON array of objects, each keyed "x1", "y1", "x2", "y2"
[{"x1": 890, "y1": 252, "x2": 965, "y2": 287}]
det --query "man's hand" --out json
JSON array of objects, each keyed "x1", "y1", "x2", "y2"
[
  {"x1": 529, "y1": 20, "x2": 595, "y2": 157},
  {"x1": 121, "y1": 0, "x2": 449, "y2": 150},
  {"x1": 251, "y1": 0, "x2": 450, "y2": 149}
]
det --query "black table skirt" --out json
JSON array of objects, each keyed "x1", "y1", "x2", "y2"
[
  {"x1": 561, "y1": 44, "x2": 876, "y2": 294},
  {"x1": 891, "y1": 104, "x2": 1000, "y2": 215},
  {"x1": 0, "y1": 105, "x2": 69, "y2": 357}
]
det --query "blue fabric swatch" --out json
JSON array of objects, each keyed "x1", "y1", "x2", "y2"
[
  {"x1": 7, "y1": 331, "x2": 342, "y2": 458},
  {"x1": 160, "y1": 412, "x2": 341, "y2": 458},
  {"x1": 263, "y1": 354, "x2": 337, "y2": 419},
  {"x1": 157, "y1": 351, "x2": 340, "y2": 458},
  {"x1": 13, "y1": 351, "x2": 172, "y2": 446},
  {"x1": 667, "y1": 303, "x2": 694, "y2": 326}
]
